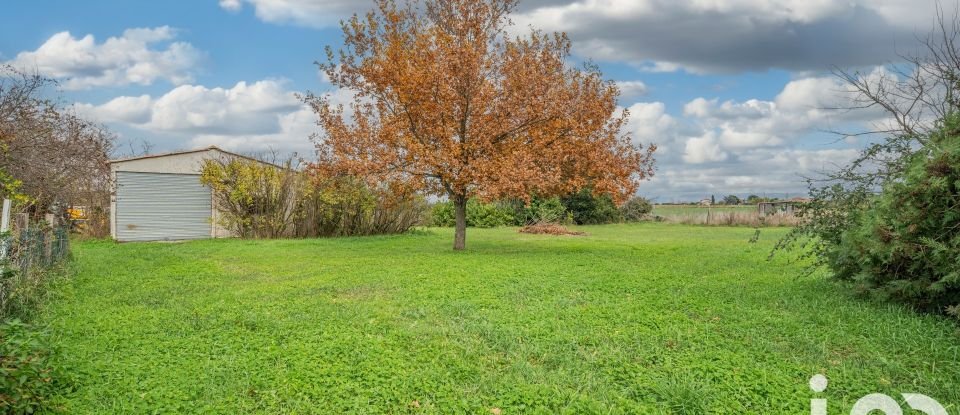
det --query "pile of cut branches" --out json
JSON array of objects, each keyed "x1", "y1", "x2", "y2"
[{"x1": 518, "y1": 222, "x2": 585, "y2": 236}]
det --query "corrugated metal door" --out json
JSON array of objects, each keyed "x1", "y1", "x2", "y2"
[{"x1": 115, "y1": 172, "x2": 212, "y2": 242}]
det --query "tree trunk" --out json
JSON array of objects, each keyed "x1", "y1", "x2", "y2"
[{"x1": 453, "y1": 194, "x2": 467, "y2": 250}]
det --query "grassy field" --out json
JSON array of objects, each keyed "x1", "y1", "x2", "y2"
[
  {"x1": 652, "y1": 204, "x2": 756, "y2": 217},
  {"x1": 651, "y1": 205, "x2": 798, "y2": 227},
  {"x1": 42, "y1": 224, "x2": 960, "y2": 413}
]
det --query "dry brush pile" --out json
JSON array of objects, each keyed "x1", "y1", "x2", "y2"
[{"x1": 518, "y1": 222, "x2": 586, "y2": 236}]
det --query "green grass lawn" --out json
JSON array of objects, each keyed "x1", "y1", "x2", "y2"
[{"x1": 43, "y1": 224, "x2": 960, "y2": 414}]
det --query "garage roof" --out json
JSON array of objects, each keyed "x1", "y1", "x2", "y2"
[{"x1": 109, "y1": 146, "x2": 280, "y2": 167}]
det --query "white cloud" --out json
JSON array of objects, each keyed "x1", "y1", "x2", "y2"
[
  {"x1": 78, "y1": 80, "x2": 318, "y2": 152},
  {"x1": 89, "y1": 80, "x2": 288, "y2": 132},
  {"x1": 616, "y1": 80, "x2": 648, "y2": 100},
  {"x1": 773, "y1": 69, "x2": 890, "y2": 125},
  {"x1": 684, "y1": 98, "x2": 775, "y2": 120},
  {"x1": 677, "y1": 71, "x2": 893, "y2": 153},
  {"x1": 624, "y1": 102, "x2": 674, "y2": 143},
  {"x1": 7, "y1": 26, "x2": 203, "y2": 90},
  {"x1": 219, "y1": 0, "x2": 565, "y2": 28},
  {"x1": 219, "y1": 0, "x2": 243, "y2": 12},
  {"x1": 741, "y1": 148, "x2": 861, "y2": 173},
  {"x1": 642, "y1": 147, "x2": 860, "y2": 201},
  {"x1": 218, "y1": 0, "x2": 940, "y2": 74},
  {"x1": 190, "y1": 106, "x2": 317, "y2": 154},
  {"x1": 775, "y1": 77, "x2": 846, "y2": 113},
  {"x1": 216, "y1": 0, "x2": 939, "y2": 74},
  {"x1": 75, "y1": 78, "x2": 367, "y2": 155},
  {"x1": 623, "y1": 71, "x2": 892, "y2": 199},
  {"x1": 580, "y1": 71, "x2": 882, "y2": 201},
  {"x1": 511, "y1": 0, "x2": 936, "y2": 73},
  {"x1": 718, "y1": 129, "x2": 782, "y2": 149},
  {"x1": 218, "y1": 0, "x2": 359, "y2": 28},
  {"x1": 147, "y1": 80, "x2": 300, "y2": 134},
  {"x1": 683, "y1": 132, "x2": 728, "y2": 164},
  {"x1": 74, "y1": 95, "x2": 153, "y2": 124}
]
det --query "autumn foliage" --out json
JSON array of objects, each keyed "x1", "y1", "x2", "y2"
[{"x1": 305, "y1": 0, "x2": 656, "y2": 249}]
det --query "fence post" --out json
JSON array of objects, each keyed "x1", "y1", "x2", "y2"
[{"x1": 0, "y1": 199, "x2": 10, "y2": 261}]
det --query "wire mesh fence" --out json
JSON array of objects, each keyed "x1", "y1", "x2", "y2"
[{"x1": 0, "y1": 218, "x2": 71, "y2": 320}]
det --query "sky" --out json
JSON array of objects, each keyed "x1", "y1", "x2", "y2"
[{"x1": 1, "y1": 0, "x2": 944, "y2": 201}]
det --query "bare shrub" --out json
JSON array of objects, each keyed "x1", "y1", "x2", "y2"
[
  {"x1": 201, "y1": 158, "x2": 426, "y2": 239},
  {"x1": 201, "y1": 158, "x2": 300, "y2": 239},
  {"x1": 1, "y1": 65, "x2": 113, "y2": 221},
  {"x1": 294, "y1": 175, "x2": 426, "y2": 238}
]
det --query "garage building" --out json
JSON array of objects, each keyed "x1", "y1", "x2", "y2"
[{"x1": 109, "y1": 146, "x2": 267, "y2": 242}]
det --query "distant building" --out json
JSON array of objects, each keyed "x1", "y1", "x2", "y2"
[
  {"x1": 698, "y1": 198, "x2": 712, "y2": 206},
  {"x1": 757, "y1": 197, "x2": 811, "y2": 216}
]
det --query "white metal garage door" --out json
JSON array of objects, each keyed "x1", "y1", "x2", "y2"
[{"x1": 115, "y1": 172, "x2": 212, "y2": 242}]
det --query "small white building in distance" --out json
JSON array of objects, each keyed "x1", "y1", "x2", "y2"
[{"x1": 108, "y1": 146, "x2": 269, "y2": 242}]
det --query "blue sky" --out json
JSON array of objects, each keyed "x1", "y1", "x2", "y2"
[{"x1": 2, "y1": 0, "x2": 939, "y2": 201}]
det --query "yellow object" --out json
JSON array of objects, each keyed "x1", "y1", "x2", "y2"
[{"x1": 68, "y1": 206, "x2": 88, "y2": 220}]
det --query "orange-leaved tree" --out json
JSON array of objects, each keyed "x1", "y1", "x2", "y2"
[{"x1": 304, "y1": 0, "x2": 656, "y2": 250}]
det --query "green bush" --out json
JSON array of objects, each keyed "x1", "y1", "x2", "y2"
[
  {"x1": 620, "y1": 196, "x2": 653, "y2": 222},
  {"x1": 0, "y1": 320, "x2": 65, "y2": 414},
  {"x1": 430, "y1": 199, "x2": 515, "y2": 228},
  {"x1": 828, "y1": 117, "x2": 960, "y2": 315},
  {"x1": 468, "y1": 200, "x2": 515, "y2": 228},
  {"x1": 200, "y1": 158, "x2": 301, "y2": 238},
  {"x1": 517, "y1": 197, "x2": 571, "y2": 225},
  {"x1": 433, "y1": 195, "x2": 601, "y2": 227},
  {"x1": 561, "y1": 189, "x2": 621, "y2": 225},
  {"x1": 430, "y1": 201, "x2": 455, "y2": 227}
]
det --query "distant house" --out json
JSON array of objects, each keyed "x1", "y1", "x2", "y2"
[
  {"x1": 757, "y1": 197, "x2": 811, "y2": 216},
  {"x1": 108, "y1": 146, "x2": 275, "y2": 242},
  {"x1": 698, "y1": 198, "x2": 712, "y2": 206}
]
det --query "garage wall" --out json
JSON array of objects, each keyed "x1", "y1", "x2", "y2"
[
  {"x1": 114, "y1": 172, "x2": 212, "y2": 242},
  {"x1": 110, "y1": 148, "x2": 245, "y2": 240}
]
